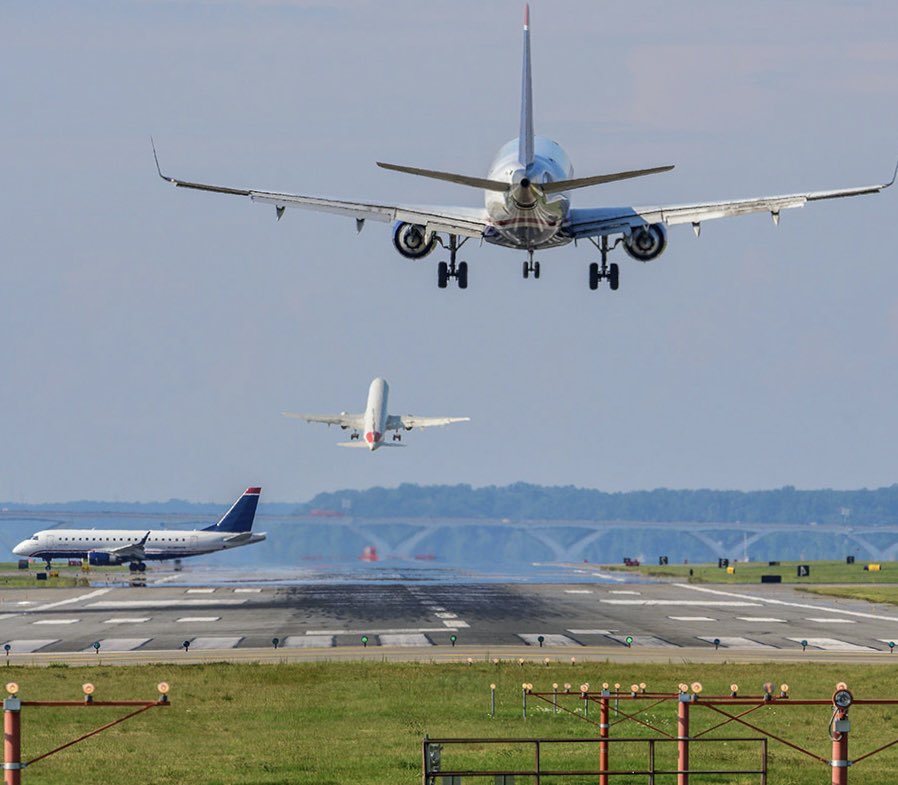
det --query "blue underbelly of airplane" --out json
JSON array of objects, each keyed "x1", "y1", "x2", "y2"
[{"x1": 25, "y1": 549, "x2": 202, "y2": 562}]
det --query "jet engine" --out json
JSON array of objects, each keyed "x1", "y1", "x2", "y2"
[
  {"x1": 392, "y1": 222, "x2": 437, "y2": 259},
  {"x1": 87, "y1": 551, "x2": 114, "y2": 566},
  {"x1": 624, "y1": 223, "x2": 668, "y2": 262}
]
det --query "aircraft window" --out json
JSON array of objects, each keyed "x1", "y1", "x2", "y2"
[{"x1": 31, "y1": 535, "x2": 38, "y2": 540}]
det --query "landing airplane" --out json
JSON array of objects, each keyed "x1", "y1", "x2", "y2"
[
  {"x1": 284, "y1": 377, "x2": 469, "y2": 451},
  {"x1": 12, "y1": 487, "x2": 265, "y2": 572},
  {"x1": 153, "y1": 5, "x2": 896, "y2": 292}
]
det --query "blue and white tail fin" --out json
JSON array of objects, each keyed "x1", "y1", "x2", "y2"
[
  {"x1": 204, "y1": 487, "x2": 261, "y2": 533},
  {"x1": 518, "y1": 3, "x2": 534, "y2": 168}
]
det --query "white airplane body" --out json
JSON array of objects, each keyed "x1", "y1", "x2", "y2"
[
  {"x1": 12, "y1": 487, "x2": 266, "y2": 571},
  {"x1": 154, "y1": 5, "x2": 895, "y2": 291},
  {"x1": 284, "y1": 377, "x2": 468, "y2": 451}
]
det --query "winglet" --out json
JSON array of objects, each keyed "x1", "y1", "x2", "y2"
[
  {"x1": 151, "y1": 137, "x2": 174, "y2": 184},
  {"x1": 885, "y1": 156, "x2": 898, "y2": 189}
]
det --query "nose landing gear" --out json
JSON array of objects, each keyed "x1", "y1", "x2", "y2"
[
  {"x1": 436, "y1": 235, "x2": 469, "y2": 289},
  {"x1": 522, "y1": 250, "x2": 541, "y2": 279}
]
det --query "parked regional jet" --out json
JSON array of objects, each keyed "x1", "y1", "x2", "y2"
[
  {"x1": 284, "y1": 378, "x2": 469, "y2": 451},
  {"x1": 153, "y1": 5, "x2": 896, "y2": 292},
  {"x1": 12, "y1": 487, "x2": 265, "y2": 572}
]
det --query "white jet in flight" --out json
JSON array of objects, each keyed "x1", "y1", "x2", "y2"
[
  {"x1": 12, "y1": 487, "x2": 266, "y2": 572},
  {"x1": 153, "y1": 5, "x2": 896, "y2": 292},
  {"x1": 284, "y1": 378, "x2": 469, "y2": 451}
]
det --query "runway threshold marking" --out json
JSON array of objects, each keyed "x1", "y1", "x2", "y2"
[
  {"x1": 284, "y1": 635, "x2": 334, "y2": 648},
  {"x1": 2, "y1": 640, "x2": 58, "y2": 653},
  {"x1": 518, "y1": 634, "x2": 580, "y2": 647},
  {"x1": 678, "y1": 584, "x2": 898, "y2": 623},
  {"x1": 86, "y1": 638, "x2": 150, "y2": 652},
  {"x1": 697, "y1": 636, "x2": 777, "y2": 649},
  {"x1": 188, "y1": 636, "x2": 243, "y2": 649},
  {"x1": 379, "y1": 634, "x2": 432, "y2": 647},
  {"x1": 787, "y1": 637, "x2": 876, "y2": 652}
]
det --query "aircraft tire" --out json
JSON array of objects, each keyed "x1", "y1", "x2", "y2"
[
  {"x1": 609, "y1": 262, "x2": 620, "y2": 291},
  {"x1": 522, "y1": 261, "x2": 529, "y2": 279},
  {"x1": 589, "y1": 262, "x2": 600, "y2": 290},
  {"x1": 457, "y1": 261, "x2": 468, "y2": 289},
  {"x1": 437, "y1": 261, "x2": 449, "y2": 288},
  {"x1": 533, "y1": 261, "x2": 540, "y2": 279},
  {"x1": 128, "y1": 562, "x2": 139, "y2": 572},
  {"x1": 138, "y1": 562, "x2": 147, "y2": 572}
]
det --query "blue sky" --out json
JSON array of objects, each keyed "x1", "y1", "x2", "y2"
[{"x1": 2, "y1": 1, "x2": 898, "y2": 502}]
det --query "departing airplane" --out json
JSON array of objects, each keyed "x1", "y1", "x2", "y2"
[
  {"x1": 12, "y1": 487, "x2": 265, "y2": 572},
  {"x1": 153, "y1": 5, "x2": 896, "y2": 292},
  {"x1": 284, "y1": 377, "x2": 469, "y2": 451}
]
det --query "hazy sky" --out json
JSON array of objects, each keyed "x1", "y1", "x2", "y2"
[{"x1": 3, "y1": 1, "x2": 898, "y2": 503}]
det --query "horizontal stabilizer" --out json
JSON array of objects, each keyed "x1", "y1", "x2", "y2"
[
  {"x1": 337, "y1": 441, "x2": 371, "y2": 448},
  {"x1": 542, "y1": 165, "x2": 674, "y2": 194},
  {"x1": 377, "y1": 162, "x2": 510, "y2": 193}
]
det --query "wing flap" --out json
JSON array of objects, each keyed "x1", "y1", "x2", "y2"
[
  {"x1": 283, "y1": 412, "x2": 364, "y2": 430},
  {"x1": 391, "y1": 415, "x2": 471, "y2": 430}
]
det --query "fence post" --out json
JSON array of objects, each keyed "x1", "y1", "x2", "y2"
[
  {"x1": 599, "y1": 692, "x2": 610, "y2": 785},
  {"x1": 831, "y1": 699, "x2": 851, "y2": 785},
  {"x1": 677, "y1": 693, "x2": 690, "y2": 785},
  {"x1": 4, "y1": 695, "x2": 22, "y2": 785}
]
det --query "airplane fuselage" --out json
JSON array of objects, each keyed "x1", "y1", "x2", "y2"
[
  {"x1": 12, "y1": 528, "x2": 266, "y2": 563},
  {"x1": 484, "y1": 136, "x2": 574, "y2": 250},
  {"x1": 363, "y1": 377, "x2": 389, "y2": 450}
]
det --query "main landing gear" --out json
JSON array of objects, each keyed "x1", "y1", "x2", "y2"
[
  {"x1": 522, "y1": 249, "x2": 541, "y2": 280},
  {"x1": 436, "y1": 235, "x2": 469, "y2": 289},
  {"x1": 128, "y1": 561, "x2": 147, "y2": 572},
  {"x1": 392, "y1": 432, "x2": 402, "y2": 442},
  {"x1": 588, "y1": 235, "x2": 621, "y2": 291}
]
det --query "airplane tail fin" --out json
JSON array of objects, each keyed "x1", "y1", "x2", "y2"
[
  {"x1": 519, "y1": 4, "x2": 534, "y2": 167},
  {"x1": 203, "y1": 487, "x2": 261, "y2": 533}
]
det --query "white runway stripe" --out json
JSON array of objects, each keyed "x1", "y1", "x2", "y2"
[
  {"x1": 186, "y1": 588, "x2": 215, "y2": 594},
  {"x1": 2, "y1": 639, "x2": 58, "y2": 653},
  {"x1": 787, "y1": 637, "x2": 876, "y2": 652},
  {"x1": 33, "y1": 588, "x2": 110, "y2": 612},
  {"x1": 610, "y1": 590, "x2": 641, "y2": 595},
  {"x1": 234, "y1": 588, "x2": 261, "y2": 593},
  {"x1": 284, "y1": 635, "x2": 334, "y2": 648},
  {"x1": 187, "y1": 636, "x2": 243, "y2": 649},
  {"x1": 738, "y1": 617, "x2": 787, "y2": 623},
  {"x1": 177, "y1": 616, "x2": 220, "y2": 623},
  {"x1": 379, "y1": 633, "x2": 432, "y2": 647},
  {"x1": 104, "y1": 618, "x2": 150, "y2": 624},
  {"x1": 518, "y1": 634, "x2": 581, "y2": 647},
  {"x1": 806, "y1": 618, "x2": 855, "y2": 624},
  {"x1": 33, "y1": 618, "x2": 79, "y2": 625},
  {"x1": 697, "y1": 636, "x2": 777, "y2": 649},
  {"x1": 307, "y1": 627, "x2": 456, "y2": 635},
  {"x1": 435, "y1": 612, "x2": 457, "y2": 619},
  {"x1": 87, "y1": 599, "x2": 246, "y2": 609},
  {"x1": 564, "y1": 590, "x2": 592, "y2": 594},
  {"x1": 607, "y1": 634, "x2": 677, "y2": 648},
  {"x1": 601, "y1": 600, "x2": 761, "y2": 607},
  {"x1": 443, "y1": 620, "x2": 469, "y2": 628},
  {"x1": 669, "y1": 616, "x2": 716, "y2": 622},
  {"x1": 88, "y1": 638, "x2": 149, "y2": 652},
  {"x1": 568, "y1": 629, "x2": 613, "y2": 635}
]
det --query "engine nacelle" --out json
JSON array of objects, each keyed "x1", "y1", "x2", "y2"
[
  {"x1": 624, "y1": 223, "x2": 668, "y2": 262},
  {"x1": 87, "y1": 551, "x2": 114, "y2": 566},
  {"x1": 392, "y1": 222, "x2": 437, "y2": 259}
]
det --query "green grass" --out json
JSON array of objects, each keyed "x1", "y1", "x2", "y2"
[
  {"x1": 6, "y1": 661, "x2": 898, "y2": 785},
  {"x1": 797, "y1": 585, "x2": 898, "y2": 607},
  {"x1": 607, "y1": 559, "x2": 898, "y2": 584},
  {"x1": 0, "y1": 562, "x2": 125, "y2": 587}
]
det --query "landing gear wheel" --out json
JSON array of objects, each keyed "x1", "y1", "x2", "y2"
[
  {"x1": 457, "y1": 261, "x2": 468, "y2": 289},
  {"x1": 533, "y1": 261, "x2": 541, "y2": 279},
  {"x1": 129, "y1": 562, "x2": 139, "y2": 572},
  {"x1": 589, "y1": 262, "x2": 600, "y2": 290},
  {"x1": 138, "y1": 562, "x2": 147, "y2": 572},
  {"x1": 609, "y1": 262, "x2": 620, "y2": 291},
  {"x1": 437, "y1": 261, "x2": 449, "y2": 289},
  {"x1": 522, "y1": 260, "x2": 530, "y2": 279}
]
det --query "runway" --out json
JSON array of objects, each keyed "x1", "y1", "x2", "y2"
[{"x1": 2, "y1": 565, "x2": 898, "y2": 664}]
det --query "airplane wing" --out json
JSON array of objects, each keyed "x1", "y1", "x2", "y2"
[
  {"x1": 386, "y1": 415, "x2": 471, "y2": 430},
  {"x1": 104, "y1": 531, "x2": 150, "y2": 561},
  {"x1": 565, "y1": 161, "x2": 898, "y2": 239},
  {"x1": 153, "y1": 143, "x2": 489, "y2": 239},
  {"x1": 283, "y1": 412, "x2": 365, "y2": 430}
]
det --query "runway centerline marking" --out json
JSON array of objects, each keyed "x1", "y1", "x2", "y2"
[
  {"x1": 32, "y1": 619, "x2": 80, "y2": 625},
  {"x1": 677, "y1": 583, "x2": 898, "y2": 623},
  {"x1": 668, "y1": 616, "x2": 716, "y2": 622},
  {"x1": 806, "y1": 617, "x2": 855, "y2": 624},
  {"x1": 234, "y1": 588, "x2": 261, "y2": 593},
  {"x1": 104, "y1": 618, "x2": 151, "y2": 624},
  {"x1": 610, "y1": 590, "x2": 641, "y2": 595},
  {"x1": 177, "y1": 616, "x2": 221, "y2": 623},
  {"x1": 444, "y1": 620, "x2": 469, "y2": 628},
  {"x1": 737, "y1": 617, "x2": 787, "y2": 623},
  {"x1": 435, "y1": 612, "x2": 457, "y2": 619},
  {"x1": 564, "y1": 590, "x2": 592, "y2": 594},
  {"x1": 186, "y1": 588, "x2": 215, "y2": 594}
]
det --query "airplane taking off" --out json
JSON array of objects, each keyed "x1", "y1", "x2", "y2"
[
  {"x1": 154, "y1": 5, "x2": 896, "y2": 292},
  {"x1": 12, "y1": 487, "x2": 265, "y2": 572},
  {"x1": 284, "y1": 377, "x2": 469, "y2": 451}
]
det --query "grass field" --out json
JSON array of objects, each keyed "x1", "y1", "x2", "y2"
[
  {"x1": 0, "y1": 561, "x2": 126, "y2": 588},
  {"x1": 608, "y1": 560, "x2": 898, "y2": 584},
  {"x1": 6, "y1": 661, "x2": 898, "y2": 785},
  {"x1": 797, "y1": 584, "x2": 898, "y2": 607}
]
